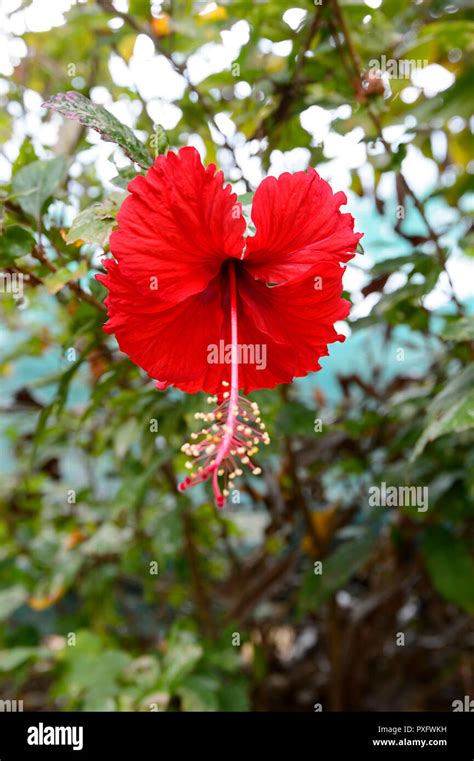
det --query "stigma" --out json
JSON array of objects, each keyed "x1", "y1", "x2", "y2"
[{"x1": 178, "y1": 383, "x2": 270, "y2": 508}]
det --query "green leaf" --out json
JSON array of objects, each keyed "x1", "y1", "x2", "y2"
[
  {"x1": 422, "y1": 527, "x2": 474, "y2": 613},
  {"x1": 152, "y1": 124, "x2": 169, "y2": 156},
  {"x1": 371, "y1": 252, "x2": 439, "y2": 277},
  {"x1": 0, "y1": 647, "x2": 48, "y2": 672},
  {"x1": 43, "y1": 260, "x2": 88, "y2": 294},
  {"x1": 31, "y1": 338, "x2": 97, "y2": 461},
  {"x1": 298, "y1": 532, "x2": 376, "y2": 614},
  {"x1": 112, "y1": 165, "x2": 139, "y2": 190},
  {"x1": 441, "y1": 316, "x2": 474, "y2": 343},
  {"x1": 276, "y1": 400, "x2": 313, "y2": 436},
  {"x1": 0, "y1": 225, "x2": 35, "y2": 263},
  {"x1": 412, "y1": 366, "x2": 474, "y2": 458},
  {"x1": 42, "y1": 92, "x2": 153, "y2": 169},
  {"x1": 177, "y1": 675, "x2": 220, "y2": 711},
  {"x1": 81, "y1": 524, "x2": 130, "y2": 557},
  {"x1": 11, "y1": 157, "x2": 67, "y2": 218},
  {"x1": 129, "y1": 0, "x2": 153, "y2": 19},
  {"x1": 67, "y1": 193, "x2": 125, "y2": 247},
  {"x1": 29, "y1": 552, "x2": 83, "y2": 608},
  {"x1": 124, "y1": 656, "x2": 161, "y2": 689},
  {"x1": 114, "y1": 418, "x2": 140, "y2": 460},
  {"x1": 162, "y1": 629, "x2": 203, "y2": 691},
  {"x1": 12, "y1": 138, "x2": 38, "y2": 176},
  {"x1": 56, "y1": 631, "x2": 130, "y2": 711},
  {"x1": 0, "y1": 585, "x2": 28, "y2": 621},
  {"x1": 218, "y1": 679, "x2": 250, "y2": 711},
  {"x1": 237, "y1": 191, "x2": 254, "y2": 205}
]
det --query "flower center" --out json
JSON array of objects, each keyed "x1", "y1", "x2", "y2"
[{"x1": 178, "y1": 260, "x2": 270, "y2": 508}]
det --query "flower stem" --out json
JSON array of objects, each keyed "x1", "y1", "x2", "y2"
[
  {"x1": 212, "y1": 260, "x2": 239, "y2": 507},
  {"x1": 178, "y1": 260, "x2": 269, "y2": 507}
]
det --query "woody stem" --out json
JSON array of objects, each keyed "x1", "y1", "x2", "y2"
[{"x1": 212, "y1": 260, "x2": 239, "y2": 506}]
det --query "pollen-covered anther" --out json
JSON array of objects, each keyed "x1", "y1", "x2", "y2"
[{"x1": 177, "y1": 393, "x2": 270, "y2": 508}]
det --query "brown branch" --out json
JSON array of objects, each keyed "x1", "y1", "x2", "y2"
[
  {"x1": 251, "y1": 5, "x2": 325, "y2": 141},
  {"x1": 160, "y1": 462, "x2": 217, "y2": 639},
  {"x1": 31, "y1": 245, "x2": 106, "y2": 312},
  {"x1": 4, "y1": 200, "x2": 106, "y2": 312},
  {"x1": 182, "y1": 509, "x2": 218, "y2": 640},
  {"x1": 224, "y1": 549, "x2": 298, "y2": 625},
  {"x1": 294, "y1": 5, "x2": 326, "y2": 82},
  {"x1": 96, "y1": 0, "x2": 251, "y2": 191},
  {"x1": 330, "y1": 0, "x2": 363, "y2": 74}
]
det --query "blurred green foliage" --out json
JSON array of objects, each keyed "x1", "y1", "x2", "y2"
[{"x1": 0, "y1": 0, "x2": 473, "y2": 711}]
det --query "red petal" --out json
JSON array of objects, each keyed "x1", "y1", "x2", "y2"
[
  {"x1": 244, "y1": 168, "x2": 362, "y2": 284},
  {"x1": 234, "y1": 262, "x2": 350, "y2": 393},
  {"x1": 109, "y1": 146, "x2": 245, "y2": 303},
  {"x1": 97, "y1": 259, "x2": 231, "y2": 394},
  {"x1": 97, "y1": 257, "x2": 351, "y2": 395}
]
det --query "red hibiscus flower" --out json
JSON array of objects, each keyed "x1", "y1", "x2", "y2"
[{"x1": 97, "y1": 146, "x2": 362, "y2": 507}]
